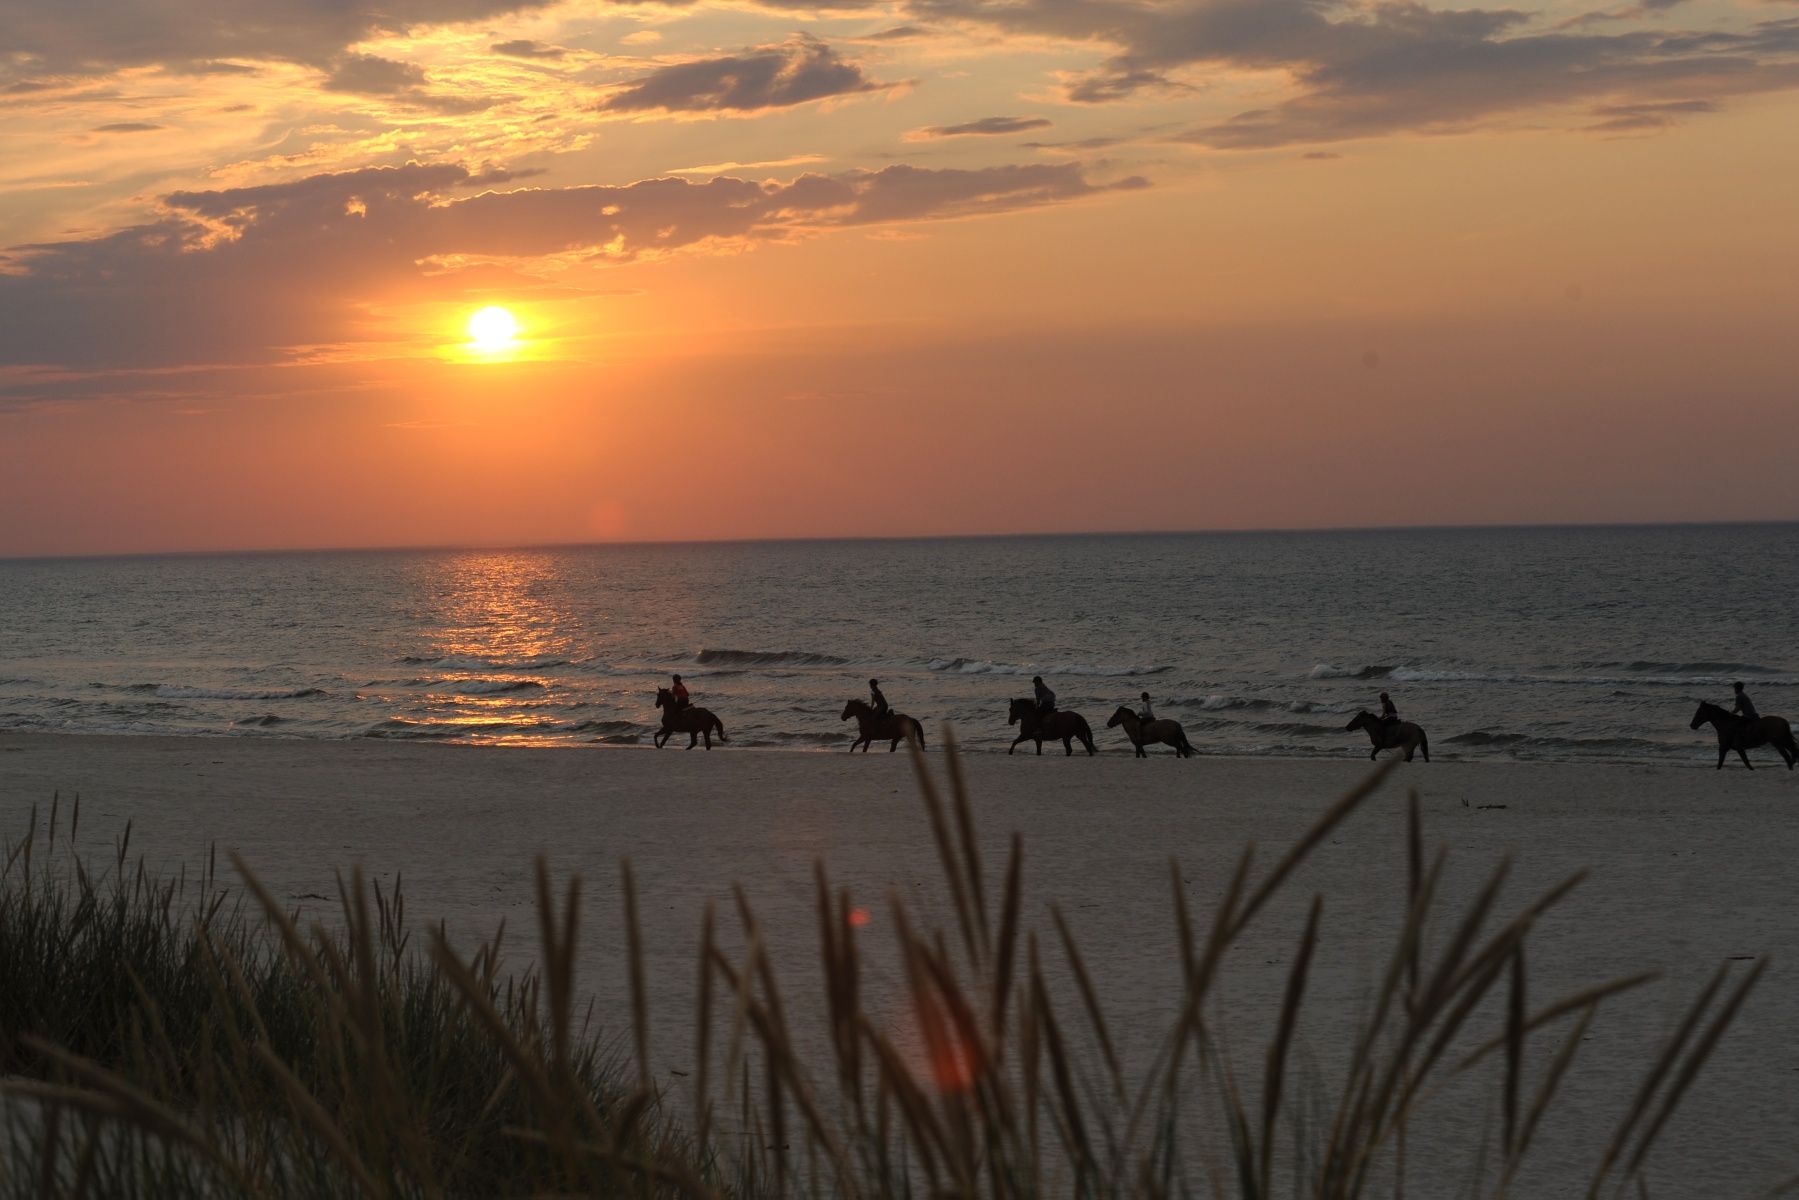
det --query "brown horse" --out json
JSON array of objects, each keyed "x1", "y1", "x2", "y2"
[
  {"x1": 1346, "y1": 711, "x2": 1429, "y2": 762},
  {"x1": 654, "y1": 687, "x2": 728, "y2": 749},
  {"x1": 840, "y1": 698, "x2": 925, "y2": 752},
  {"x1": 1007, "y1": 698, "x2": 1096, "y2": 756},
  {"x1": 1691, "y1": 701, "x2": 1797, "y2": 770},
  {"x1": 1106, "y1": 706, "x2": 1195, "y2": 758}
]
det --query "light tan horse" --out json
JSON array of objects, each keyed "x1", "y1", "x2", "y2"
[
  {"x1": 655, "y1": 687, "x2": 729, "y2": 749},
  {"x1": 1107, "y1": 706, "x2": 1195, "y2": 758},
  {"x1": 1007, "y1": 698, "x2": 1096, "y2": 756},
  {"x1": 840, "y1": 698, "x2": 925, "y2": 752},
  {"x1": 1346, "y1": 711, "x2": 1429, "y2": 762}
]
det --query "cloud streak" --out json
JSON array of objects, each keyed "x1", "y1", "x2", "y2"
[
  {"x1": 0, "y1": 160, "x2": 1146, "y2": 373},
  {"x1": 597, "y1": 38, "x2": 885, "y2": 115},
  {"x1": 908, "y1": 115, "x2": 1051, "y2": 139}
]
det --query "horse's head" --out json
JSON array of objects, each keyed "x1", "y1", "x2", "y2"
[
  {"x1": 840, "y1": 699, "x2": 863, "y2": 722},
  {"x1": 1106, "y1": 706, "x2": 1134, "y2": 728},
  {"x1": 1346, "y1": 711, "x2": 1373, "y2": 732},
  {"x1": 655, "y1": 687, "x2": 671, "y2": 708},
  {"x1": 1691, "y1": 701, "x2": 1719, "y2": 730},
  {"x1": 1008, "y1": 698, "x2": 1031, "y2": 725}
]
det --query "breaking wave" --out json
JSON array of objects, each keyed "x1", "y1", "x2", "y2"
[
  {"x1": 695, "y1": 649, "x2": 850, "y2": 668},
  {"x1": 926, "y1": 658, "x2": 1171, "y2": 677},
  {"x1": 439, "y1": 678, "x2": 546, "y2": 696},
  {"x1": 131, "y1": 684, "x2": 327, "y2": 701},
  {"x1": 1309, "y1": 663, "x2": 1396, "y2": 680}
]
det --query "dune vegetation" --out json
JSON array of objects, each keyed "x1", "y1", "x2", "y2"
[{"x1": 0, "y1": 737, "x2": 1766, "y2": 1198}]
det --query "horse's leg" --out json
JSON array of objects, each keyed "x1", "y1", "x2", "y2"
[
  {"x1": 1737, "y1": 745, "x2": 1754, "y2": 769},
  {"x1": 1062, "y1": 737, "x2": 1073, "y2": 756},
  {"x1": 1009, "y1": 734, "x2": 1024, "y2": 755},
  {"x1": 687, "y1": 730, "x2": 699, "y2": 749},
  {"x1": 702, "y1": 728, "x2": 711, "y2": 749},
  {"x1": 1717, "y1": 740, "x2": 1727, "y2": 769},
  {"x1": 1035, "y1": 738, "x2": 1043, "y2": 756}
]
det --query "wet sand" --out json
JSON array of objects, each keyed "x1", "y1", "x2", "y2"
[{"x1": 2, "y1": 732, "x2": 1795, "y2": 1193}]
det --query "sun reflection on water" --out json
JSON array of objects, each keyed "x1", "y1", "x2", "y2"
[{"x1": 409, "y1": 552, "x2": 587, "y2": 745}]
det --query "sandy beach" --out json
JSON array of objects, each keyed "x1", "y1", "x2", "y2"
[{"x1": 3, "y1": 731, "x2": 1795, "y2": 1192}]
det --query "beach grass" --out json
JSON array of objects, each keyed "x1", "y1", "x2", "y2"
[{"x1": 0, "y1": 736, "x2": 1766, "y2": 1197}]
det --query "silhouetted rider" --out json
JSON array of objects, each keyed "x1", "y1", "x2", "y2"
[
  {"x1": 671, "y1": 674, "x2": 690, "y2": 710},
  {"x1": 1379, "y1": 691, "x2": 1399, "y2": 731},
  {"x1": 869, "y1": 678, "x2": 889, "y2": 719},
  {"x1": 1734, "y1": 681, "x2": 1760, "y2": 722},
  {"x1": 1033, "y1": 675, "x2": 1056, "y2": 719},
  {"x1": 1138, "y1": 691, "x2": 1155, "y2": 721}
]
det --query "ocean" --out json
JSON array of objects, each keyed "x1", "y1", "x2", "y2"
[{"x1": 1, "y1": 524, "x2": 1794, "y2": 763}]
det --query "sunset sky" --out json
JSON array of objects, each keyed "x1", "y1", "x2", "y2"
[{"x1": 2, "y1": 0, "x2": 1796, "y2": 555}]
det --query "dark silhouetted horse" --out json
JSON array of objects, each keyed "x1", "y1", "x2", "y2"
[
  {"x1": 1106, "y1": 706, "x2": 1195, "y2": 758},
  {"x1": 840, "y1": 698, "x2": 925, "y2": 752},
  {"x1": 1007, "y1": 698, "x2": 1096, "y2": 756},
  {"x1": 654, "y1": 687, "x2": 728, "y2": 749},
  {"x1": 1346, "y1": 711, "x2": 1429, "y2": 762},
  {"x1": 1691, "y1": 701, "x2": 1796, "y2": 770}
]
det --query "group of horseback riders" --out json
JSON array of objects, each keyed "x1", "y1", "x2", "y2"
[{"x1": 654, "y1": 671, "x2": 1792, "y2": 769}]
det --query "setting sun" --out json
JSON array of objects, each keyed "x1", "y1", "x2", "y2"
[{"x1": 466, "y1": 306, "x2": 520, "y2": 353}]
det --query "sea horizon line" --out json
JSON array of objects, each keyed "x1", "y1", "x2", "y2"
[{"x1": 3, "y1": 516, "x2": 1796, "y2": 565}]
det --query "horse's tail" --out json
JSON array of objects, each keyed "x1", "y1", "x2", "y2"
[
  {"x1": 913, "y1": 718, "x2": 926, "y2": 750},
  {"x1": 1418, "y1": 728, "x2": 1429, "y2": 761},
  {"x1": 714, "y1": 715, "x2": 729, "y2": 743},
  {"x1": 1074, "y1": 714, "x2": 1096, "y2": 752}
]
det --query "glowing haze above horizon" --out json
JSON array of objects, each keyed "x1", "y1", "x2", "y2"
[{"x1": 2, "y1": 0, "x2": 1796, "y2": 555}]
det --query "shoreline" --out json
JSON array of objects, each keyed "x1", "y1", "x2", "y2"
[{"x1": 0, "y1": 725, "x2": 1757, "y2": 769}]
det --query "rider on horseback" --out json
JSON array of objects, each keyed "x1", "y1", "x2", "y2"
[
  {"x1": 869, "y1": 679, "x2": 889, "y2": 720},
  {"x1": 671, "y1": 674, "x2": 691, "y2": 710},
  {"x1": 1033, "y1": 676, "x2": 1056, "y2": 719},
  {"x1": 1138, "y1": 691, "x2": 1155, "y2": 721},
  {"x1": 1379, "y1": 691, "x2": 1399, "y2": 732},
  {"x1": 1734, "y1": 682, "x2": 1760, "y2": 722}
]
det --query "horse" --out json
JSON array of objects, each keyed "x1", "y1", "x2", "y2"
[
  {"x1": 1106, "y1": 706, "x2": 1195, "y2": 758},
  {"x1": 1345, "y1": 711, "x2": 1430, "y2": 762},
  {"x1": 1007, "y1": 698, "x2": 1096, "y2": 756},
  {"x1": 654, "y1": 687, "x2": 729, "y2": 749},
  {"x1": 1691, "y1": 701, "x2": 1797, "y2": 770},
  {"x1": 840, "y1": 698, "x2": 926, "y2": 752}
]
